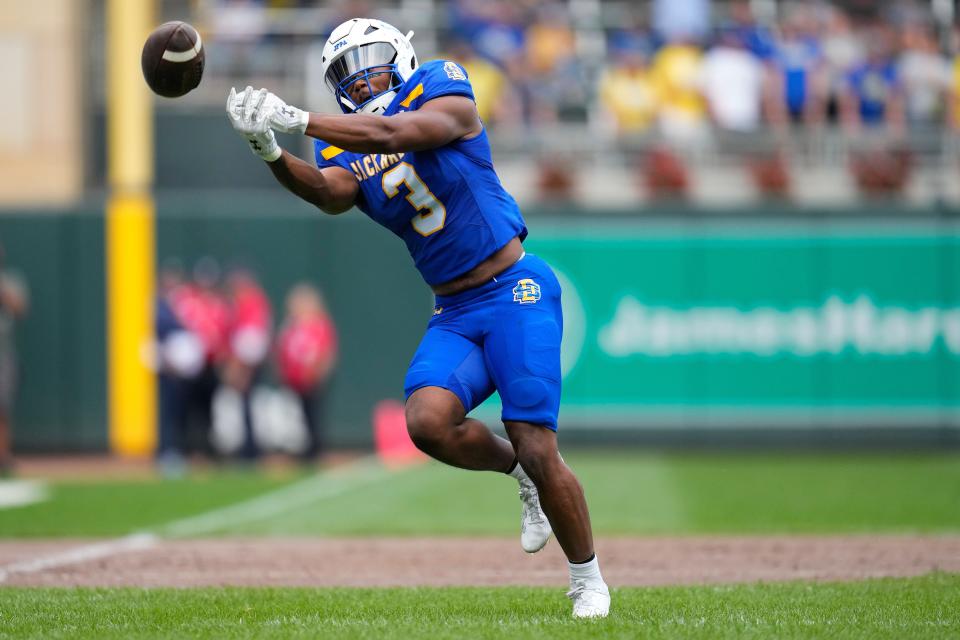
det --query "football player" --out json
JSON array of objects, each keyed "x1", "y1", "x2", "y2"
[{"x1": 226, "y1": 18, "x2": 609, "y2": 618}]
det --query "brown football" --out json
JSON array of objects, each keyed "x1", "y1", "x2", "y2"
[{"x1": 141, "y1": 21, "x2": 204, "y2": 98}]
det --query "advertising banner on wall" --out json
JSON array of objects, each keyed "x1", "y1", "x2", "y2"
[{"x1": 479, "y1": 220, "x2": 960, "y2": 429}]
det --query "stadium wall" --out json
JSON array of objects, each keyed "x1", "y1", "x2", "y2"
[{"x1": 1, "y1": 198, "x2": 958, "y2": 451}]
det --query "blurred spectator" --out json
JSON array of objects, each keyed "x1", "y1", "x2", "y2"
[
  {"x1": 210, "y1": 0, "x2": 269, "y2": 76},
  {"x1": 450, "y1": 0, "x2": 527, "y2": 68},
  {"x1": 168, "y1": 257, "x2": 231, "y2": 458},
  {"x1": 212, "y1": 0, "x2": 267, "y2": 40},
  {"x1": 821, "y1": 6, "x2": 864, "y2": 118},
  {"x1": 223, "y1": 269, "x2": 273, "y2": 460},
  {"x1": 525, "y1": 3, "x2": 575, "y2": 76},
  {"x1": 652, "y1": 0, "x2": 710, "y2": 44},
  {"x1": 773, "y1": 8, "x2": 828, "y2": 126},
  {"x1": 524, "y1": 3, "x2": 589, "y2": 122},
  {"x1": 0, "y1": 244, "x2": 27, "y2": 476},
  {"x1": 321, "y1": 0, "x2": 373, "y2": 38},
  {"x1": 277, "y1": 284, "x2": 337, "y2": 462},
  {"x1": 725, "y1": 0, "x2": 777, "y2": 62},
  {"x1": 266, "y1": 0, "x2": 318, "y2": 7},
  {"x1": 598, "y1": 37, "x2": 658, "y2": 134},
  {"x1": 953, "y1": 28, "x2": 960, "y2": 131},
  {"x1": 650, "y1": 38, "x2": 708, "y2": 143},
  {"x1": 449, "y1": 1, "x2": 538, "y2": 122},
  {"x1": 155, "y1": 260, "x2": 204, "y2": 476},
  {"x1": 898, "y1": 25, "x2": 950, "y2": 129},
  {"x1": 700, "y1": 28, "x2": 767, "y2": 132},
  {"x1": 839, "y1": 26, "x2": 905, "y2": 137},
  {"x1": 445, "y1": 38, "x2": 518, "y2": 125}
]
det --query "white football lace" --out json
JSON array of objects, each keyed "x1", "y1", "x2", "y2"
[
  {"x1": 567, "y1": 579, "x2": 589, "y2": 600},
  {"x1": 567, "y1": 580, "x2": 605, "y2": 602}
]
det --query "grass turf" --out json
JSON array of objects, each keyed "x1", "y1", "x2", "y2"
[
  {"x1": 0, "y1": 471, "x2": 299, "y2": 537},
  {"x1": 1, "y1": 574, "x2": 957, "y2": 639},
  {"x1": 248, "y1": 452, "x2": 960, "y2": 536},
  {"x1": 0, "y1": 452, "x2": 958, "y2": 537}
]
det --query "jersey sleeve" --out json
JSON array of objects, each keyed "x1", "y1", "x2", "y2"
[
  {"x1": 413, "y1": 60, "x2": 476, "y2": 106},
  {"x1": 313, "y1": 139, "x2": 349, "y2": 170}
]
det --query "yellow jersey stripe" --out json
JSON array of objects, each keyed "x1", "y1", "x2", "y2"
[
  {"x1": 321, "y1": 145, "x2": 344, "y2": 160},
  {"x1": 399, "y1": 83, "x2": 424, "y2": 108}
]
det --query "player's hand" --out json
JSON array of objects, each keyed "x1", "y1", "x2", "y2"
[
  {"x1": 226, "y1": 86, "x2": 271, "y2": 135},
  {"x1": 261, "y1": 91, "x2": 310, "y2": 135},
  {"x1": 226, "y1": 87, "x2": 281, "y2": 161}
]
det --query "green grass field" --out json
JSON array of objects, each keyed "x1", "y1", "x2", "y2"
[
  {"x1": 0, "y1": 452, "x2": 957, "y2": 537},
  {"x1": 2, "y1": 575, "x2": 958, "y2": 639},
  {"x1": 1, "y1": 451, "x2": 958, "y2": 639}
]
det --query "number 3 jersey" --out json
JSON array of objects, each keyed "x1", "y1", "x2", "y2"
[{"x1": 313, "y1": 60, "x2": 528, "y2": 287}]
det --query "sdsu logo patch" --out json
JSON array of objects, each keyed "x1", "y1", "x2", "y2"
[
  {"x1": 444, "y1": 61, "x2": 467, "y2": 81},
  {"x1": 513, "y1": 279, "x2": 541, "y2": 304}
]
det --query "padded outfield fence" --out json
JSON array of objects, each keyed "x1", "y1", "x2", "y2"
[{"x1": 1, "y1": 197, "x2": 959, "y2": 451}]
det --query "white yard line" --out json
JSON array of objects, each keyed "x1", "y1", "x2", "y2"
[
  {"x1": 0, "y1": 480, "x2": 48, "y2": 510},
  {"x1": 155, "y1": 455, "x2": 390, "y2": 537},
  {"x1": 0, "y1": 455, "x2": 397, "y2": 583},
  {"x1": 0, "y1": 533, "x2": 158, "y2": 583}
]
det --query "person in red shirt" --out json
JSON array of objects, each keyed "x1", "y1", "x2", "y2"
[
  {"x1": 167, "y1": 258, "x2": 232, "y2": 459},
  {"x1": 276, "y1": 283, "x2": 338, "y2": 462},
  {"x1": 224, "y1": 268, "x2": 273, "y2": 460}
]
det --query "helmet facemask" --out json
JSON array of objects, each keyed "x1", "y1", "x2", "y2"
[{"x1": 325, "y1": 42, "x2": 404, "y2": 115}]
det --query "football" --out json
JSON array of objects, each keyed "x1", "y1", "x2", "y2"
[{"x1": 141, "y1": 21, "x2": 204, "y2": 98}]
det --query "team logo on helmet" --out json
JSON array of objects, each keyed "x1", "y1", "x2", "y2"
[{"x1": 320, "y1": 18, "x2": 418, "y2": 115}]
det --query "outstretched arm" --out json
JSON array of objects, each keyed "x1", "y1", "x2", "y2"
[
  {"x1": 261, "y1": 91, "x2": 482, "y2": 154},
  {"x1": 302, "y1": 96, "x2": 482, "y2": 154},
  {"x1": 226, "y1": 86, "x2": 359, "y2": 215},
  {"x1": 267, "y1": 151, "x2": 359, "y2": 215}
]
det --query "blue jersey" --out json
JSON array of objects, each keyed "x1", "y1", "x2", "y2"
[
  {"x1": 314, "y1": 60, "x2": 528, "y2": 286},
  {"x1": 847, "y1": 61, "x2": 899, "y2": 124}
]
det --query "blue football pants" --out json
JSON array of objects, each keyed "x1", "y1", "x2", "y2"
[{"x1": 404, "y1": 253, "x2": 563, "y2": 430}]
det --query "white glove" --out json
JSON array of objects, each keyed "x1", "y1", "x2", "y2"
[
  {"x1": 245, "y1": 129, "x2": 281, "y2": 162},
  {"x1": 262, "y1": 91, "x2": 310, "y2": 135},
  {"x1": 226, "y1": 86, "x2": 282, "y2": 161}
]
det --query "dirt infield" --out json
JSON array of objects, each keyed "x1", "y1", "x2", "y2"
[{"x1": 2, "y1": 536, "x2": 958, "y2": 588}]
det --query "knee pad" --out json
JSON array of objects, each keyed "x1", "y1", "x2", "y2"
[{"x1": 504, "y1": 376, "x2": 551, "y2": 409}]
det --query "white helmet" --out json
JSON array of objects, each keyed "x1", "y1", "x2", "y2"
[{"x1": 321, "y1": 18, "x2": 418, "y2": 115}]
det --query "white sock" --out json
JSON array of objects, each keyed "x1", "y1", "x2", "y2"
[
  {"x1": 508, "y1": 461, "x2": 527, "y2": 481},
  {"x1": 568, "y1": 554, "x2": 605, "y2": 586}
]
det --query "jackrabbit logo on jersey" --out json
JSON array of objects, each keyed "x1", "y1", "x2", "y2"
[
  {"x1": 444, "y1": 61, "x2": 467, "y2": 81},
  {"x1": 513, "y1": 279, "x2": 541, "y2": 304}
]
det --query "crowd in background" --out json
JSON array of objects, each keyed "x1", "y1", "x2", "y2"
[
  {"x1": 193, "y1": 0, "x2": 960, "y2": 199},
  {"x1": 155, "y1": 257, "x2": 337, "y2": 473},
  {"x1": 444, "y1": 0, "x2": 959, "y2": 142},
  {"x1": 203, "y1": 0, "x2": 960, "y2": 138}
]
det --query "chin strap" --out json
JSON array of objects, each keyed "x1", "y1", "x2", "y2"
[{"x1": 357, "y1": 90, "x2": 398, "y2": 115}]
